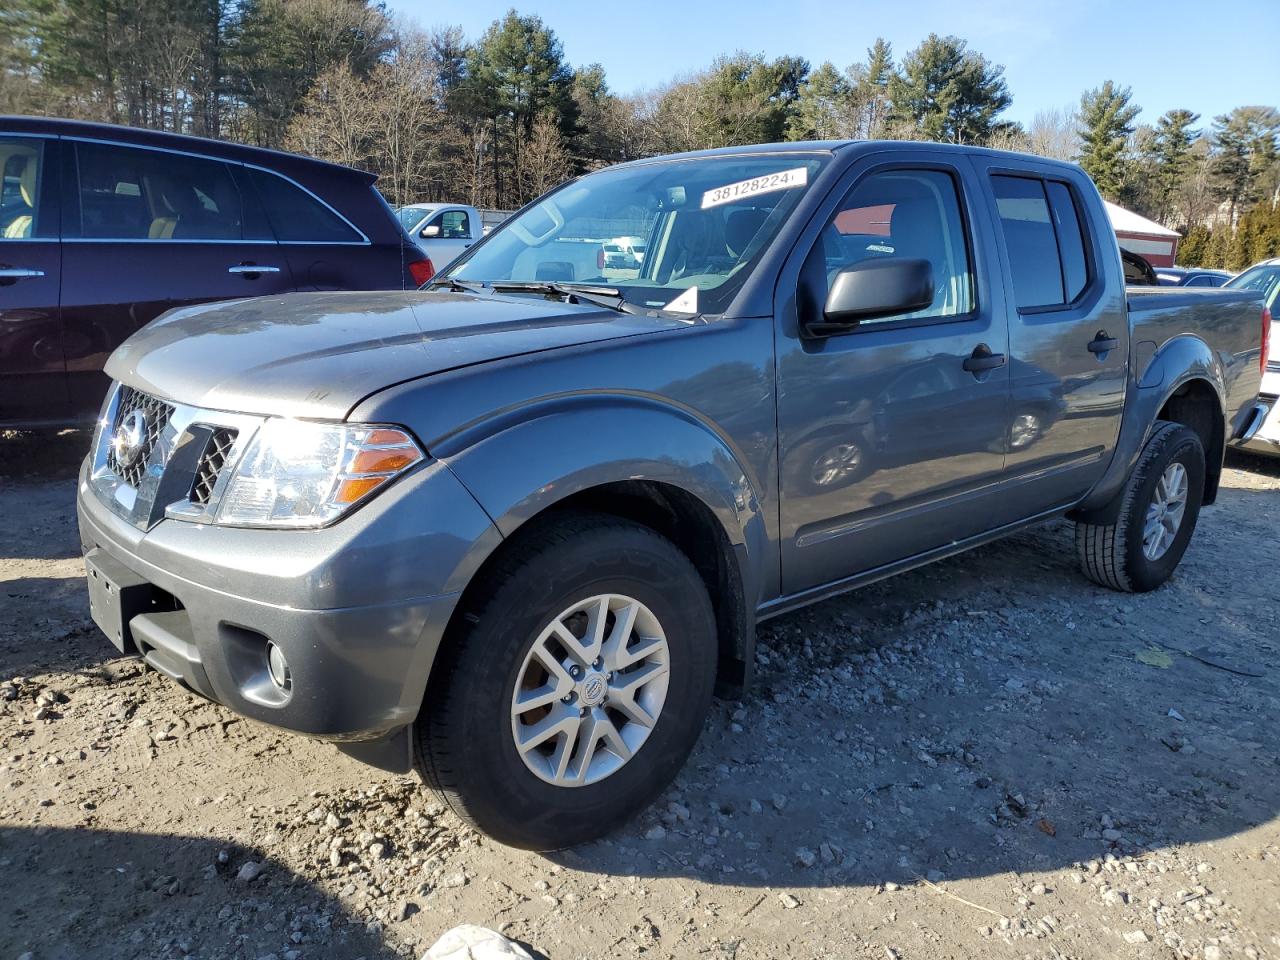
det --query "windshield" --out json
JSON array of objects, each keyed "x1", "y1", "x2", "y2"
[
  {"x1": 397, "y1": 207, "x2": 430, "y2": 231},
  {"x1": 445, "y1": 154, "x2": 830, "y2": 314},
  {"x1": 1225, "y1": 264, "x2": 1280, "y2": 301}
]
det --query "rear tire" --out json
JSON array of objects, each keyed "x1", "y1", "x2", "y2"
[
  {"x1": 415, "y1": 513, "x2": 717, "y2": 850},
  {"x1": 1075, "y1": 420, "x2": 1205, "y2": 592}
]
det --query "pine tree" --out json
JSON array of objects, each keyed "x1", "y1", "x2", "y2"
[
  {"x1": 887, "y1": 34, "x2": 1011, "y2": 144},
  {"x1": 1077, "y1": 81, "x2": 1140, "y2": 200},
  {"x1": 786, "y1": 61, "x2": 853, "y2": 141},
  {"x1": 1152, "y1": 109, "x2": 1199, "y2": 225},
  {"x1": 1210, "y1": 106, "x2": 1280, "y2": 220},
  {"x1": 847, "y1": 38, "x2": 894, "y2": 139},
  {"x1": 1178, "y1": 225, "x2": 1210, "y2": 266}
]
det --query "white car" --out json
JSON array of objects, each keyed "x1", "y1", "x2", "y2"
[
  {"x1": 1226, "y1": 259, "x2": 1279, "y2": 456},
  {"x1": 397, "y1": 204, "x2": 482, "y2": 271}
]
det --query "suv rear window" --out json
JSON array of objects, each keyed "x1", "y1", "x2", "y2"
[
  {"x1": 246, "y1": 168, "x2": 362, "y2": 243},
  {"x1": 991, "y1": 175, "x2": 1091, "y2": 310}
]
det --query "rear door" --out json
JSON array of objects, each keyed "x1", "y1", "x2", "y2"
[
  {"x1": 240, "y1": 166, "x2": 394, "y2": 292},
  {"x1": 775, "y1": 154, "x2": 1013, "y2": 594},
  {"x1": 973, "y1": 158, "x2": 1128, "y2": 517},
  {"x1": 0, "y1": 134, "x2": 64, "y2": 425},
  {"x1": 60, "y1": 139, "x2": 292, "y2": 416}
]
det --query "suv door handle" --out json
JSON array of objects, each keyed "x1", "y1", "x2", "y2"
[
  {"x1": 0, "y1": 267, "x2": 46, "y2": 281},
  {"x1": 962, "y1": 345, "x2": 1007, "y2": 373},
  {"x1": 228, "y1": 264, "x2": 281, "y2": 275},
  {"x1": 1088, "y1": 332, "x2": 1119, "y2": 354}
]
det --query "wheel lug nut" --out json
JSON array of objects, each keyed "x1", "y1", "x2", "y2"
[
  {"x1": 579, "y1": 707, "x2": 587, "y2": 717},
  {"x1": 570, "y1": 666, "x2": 582, "y2": 679}
]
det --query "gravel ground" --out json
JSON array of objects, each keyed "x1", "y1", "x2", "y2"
[{"x1": 2, "y1": 431, "x2": 1279, "y2": 960}]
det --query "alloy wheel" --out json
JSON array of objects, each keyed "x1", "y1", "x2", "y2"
[{"x1": 510, "y1": 594, "x2": 670, "y2": 787}]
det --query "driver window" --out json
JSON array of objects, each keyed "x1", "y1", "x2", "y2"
[{"x1": 819, "y1": 169, "x2": 974, "y2": 324}]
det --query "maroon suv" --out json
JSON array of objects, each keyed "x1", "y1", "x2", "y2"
[{"x1": 0, "y1": 116, "x2": 433, "y2": 427}]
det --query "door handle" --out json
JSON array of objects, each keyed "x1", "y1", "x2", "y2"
[
  {"x1": 228, "y1": 264, "x2": 281, "y2": 275},
  {"x1": 962, "y1": 345, "x2": 1007, "y2": 373},
  {"x1": 0, "y1": 267, "x2": 46, "y2": 280},
  {"x1": 1088, "y1": 332, "x2": 1119, "y2": 354}
]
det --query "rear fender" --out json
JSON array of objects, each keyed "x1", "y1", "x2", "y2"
[{"x1": 1071, "y1": 335, "x2": 1224, "y2": 524}]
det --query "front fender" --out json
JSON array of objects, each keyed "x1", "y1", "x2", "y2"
[{"x1": 434, "y1": 393, "x2": 773, "y2": 608}]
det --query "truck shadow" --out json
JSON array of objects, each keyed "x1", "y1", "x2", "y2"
[
  {"x1": 552, "y1": 491, "x2": 1279, "y2": 891},
  {"x1": 1, "y1": 826, "x2": 396, "y2": 960}
]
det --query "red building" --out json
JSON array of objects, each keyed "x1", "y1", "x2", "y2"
[{"x1": 1104, "y1": 200, "x2": 1181, "y2": 268}]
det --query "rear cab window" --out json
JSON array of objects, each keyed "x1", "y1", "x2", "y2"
[{"x1": 991, "y1": 174, "x2": 1093, "y2": 311}]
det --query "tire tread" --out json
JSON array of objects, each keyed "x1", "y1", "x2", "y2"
[{"x1": 1074, "y1": 420, "x2": 1197, "y2": 593}]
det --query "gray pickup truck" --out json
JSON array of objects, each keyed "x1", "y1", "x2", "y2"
[{"x1": 77, "y1": 141, "x2": 1270, "y2": 850}]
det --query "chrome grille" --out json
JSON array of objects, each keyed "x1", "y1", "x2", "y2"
[
  {"x1": 190, "y1": 428, "x2": 238, "y2": 505},
  {"x1": 106, "y1": 386, "x2": 174, "y2": 488}
]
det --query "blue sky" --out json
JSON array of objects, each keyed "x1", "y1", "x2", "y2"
[{"x1": 388, "y1": 0, "x2": 1276, "y2": 127}]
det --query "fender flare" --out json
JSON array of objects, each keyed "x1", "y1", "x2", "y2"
[
  {"x1": 436, "y1": 391, "x2": 771, "y2": 596},
  {"x1": 1072, "y1": 335, "x2": 1224, "y2": 524}
]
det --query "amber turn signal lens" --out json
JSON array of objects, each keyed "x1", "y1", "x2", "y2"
[
  {"x1": 334, "y1": 476, "x2": 387, "y2": 505},
  {"x1": 350, "y1": 449, "x2": 418, "y2": 474}
]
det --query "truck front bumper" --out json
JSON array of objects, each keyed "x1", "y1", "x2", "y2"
[{"x1": 76, "y1": 455, "x2": 497, "y2": 771}]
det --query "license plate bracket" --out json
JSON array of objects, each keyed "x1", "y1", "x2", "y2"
[{"x1": 85, "y1": 548, "x2": 152, "y2": 654}]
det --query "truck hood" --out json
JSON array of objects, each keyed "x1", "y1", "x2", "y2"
[{"x1": 106, "y1": 289, "x2": 690, "y2": 419}]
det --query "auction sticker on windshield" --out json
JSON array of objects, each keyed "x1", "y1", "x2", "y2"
[{"x1": 701, "y1": 167, "x2": 809, "y2": 209}]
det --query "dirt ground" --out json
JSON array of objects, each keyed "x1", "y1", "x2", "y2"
[{"x1": 2, "y1": 430, "x2": 1279, "y2": 960}]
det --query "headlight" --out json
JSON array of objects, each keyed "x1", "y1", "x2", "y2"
[{"x1": 215, "y1": 418, "x2": 423, "y2": 528}]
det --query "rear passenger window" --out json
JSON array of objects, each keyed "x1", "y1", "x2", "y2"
[
  {"x1": 246, "y1": 168, "x2": 362, "y2": 243},
  {"x1": 992, "y1": 175, "x2": 1091, "y2": 310},
  {"x1": 818, "y1": 168, "x2": 974, "y2": 325},
  {"x1": 1045, "y1": 181, "x2": 1088, "y2": 301},
  {"x1": 74, "y1": 142, "x2": 251, "y2": 241}
]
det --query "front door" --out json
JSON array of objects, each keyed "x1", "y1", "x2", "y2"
[
  {"x1": 60, "y1": 139, "x2": 295, "y2": 416},
  {"x1": 0, "y1": 134, "x2": 64, "y2": 425},
  {"x1": 974, "y1": 160, "x2": 1129, "y2": 518},
  {"x1": 775, "y1": 158, "x2": 1013, "y2": 595}
]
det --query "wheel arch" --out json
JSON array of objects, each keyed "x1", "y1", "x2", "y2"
[{"x1": 430, "y1": 400, "x2": 771, "y2": 701}]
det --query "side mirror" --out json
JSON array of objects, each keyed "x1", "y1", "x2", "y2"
[
  {"x1": 808, "y1": 258, "x2": 934, "y2": 336},
  {"x1": 421, "y1": 224, "x2": 441, "y2": 238}
]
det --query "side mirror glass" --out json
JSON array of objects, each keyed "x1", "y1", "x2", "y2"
[
  {"x1": 421, "y1": 224, "x2": 441, "y2": 238},
  {"x1": 810, "y1": 258, "x2": 934, "y2": 336}
]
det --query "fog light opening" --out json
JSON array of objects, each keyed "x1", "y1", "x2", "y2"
[{"x1": 266, "y1": 643, "x2": 292, "y2": 692}]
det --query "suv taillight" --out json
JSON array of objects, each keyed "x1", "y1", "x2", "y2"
[
  {"x1": 1263, "y1": 306, "x2": 1272, "y2": 377},
  {"x1": 408, "y1": 256, "x2": 435, "y2": 287}
]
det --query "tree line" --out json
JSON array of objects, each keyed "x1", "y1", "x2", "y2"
[{"x1": 2, "y1": 1, "x2": 1277, "y2": 269}]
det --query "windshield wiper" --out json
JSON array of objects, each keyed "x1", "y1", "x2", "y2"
[
  {"x1": 428, "y1": 277, "x2": 485, "y2": 294},
  {"x1": 488, "y1": 281, "x2": 640, "y2": 315}
]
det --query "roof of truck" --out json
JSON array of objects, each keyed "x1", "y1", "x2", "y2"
[{"x1": 611, "y1": 139, "x2": 1084, "y2": 176}]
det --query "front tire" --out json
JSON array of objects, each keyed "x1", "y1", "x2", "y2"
[
  {"x1": 1075, "y1": 420, "x2": 1205, "y2": 592},
  {"x1": 415, "y1": 514, "x2": 717, "y2": 850}
]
